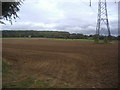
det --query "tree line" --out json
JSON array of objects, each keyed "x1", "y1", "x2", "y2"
[{"x1": 2, "y1": 30, "x2": 119, "y2": 40}]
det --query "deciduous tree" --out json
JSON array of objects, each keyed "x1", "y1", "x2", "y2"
[{"x1": 0, "y1": 0, "x2": 24, "y2": 24}]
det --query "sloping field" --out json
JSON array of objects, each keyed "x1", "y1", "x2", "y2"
[{"x1": 2, "y1": 39, "x2": 118, "y2": 88}]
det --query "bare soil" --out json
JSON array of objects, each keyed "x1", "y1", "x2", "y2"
[{"x1": 2, "y1": 39, "x2": 118, "y2": 88}]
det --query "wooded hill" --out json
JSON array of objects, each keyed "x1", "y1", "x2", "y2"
[{"x1": 2, "y1": 30, "x2": 119, "y2": 40}]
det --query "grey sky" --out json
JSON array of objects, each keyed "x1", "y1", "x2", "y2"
[{"x1": 0, "y1": 0, "x2": 118, "y2": 35}]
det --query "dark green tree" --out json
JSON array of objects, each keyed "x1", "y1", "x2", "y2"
[{"x1": 0, "y1": 0, "x2": 24, "y2": 24}]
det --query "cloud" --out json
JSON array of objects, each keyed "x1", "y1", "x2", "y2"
[{"x1": 0, "y1": 0, "x2": 118, "y2": 36}]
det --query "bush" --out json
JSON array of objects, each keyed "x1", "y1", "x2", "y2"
[
  {"x1": 94, "y1": 37, "x2": 99, "y2": 43},
  {"x1": 104, "y1": 36, "x2": 112, "y2": 44}
]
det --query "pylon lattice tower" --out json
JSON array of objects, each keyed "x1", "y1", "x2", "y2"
[{"x1": 96, "y1": 0, "x2": 111, "y2": 37}]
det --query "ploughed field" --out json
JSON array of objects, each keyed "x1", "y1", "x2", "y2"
[{"x1": 2, "y1": 39, "x2": 118, "y2": 88}]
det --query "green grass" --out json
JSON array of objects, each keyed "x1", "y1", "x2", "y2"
[
  {"x1": 52, "y1": 39, "x2": 94, "y2": 42},
  {"x1": 1, "y1": 37, "x2": 94, "y2": 42},
  {"x1": 1, "y1": 37, "x2": 118, "y2": 43},
  {"x1": 1, "y1": 37, "x2": 32, "y2": 39},
  {"x1": 2, "y1": 61, "x2": 12, "y2": 74},
  {"x1": 3, "y1": 77, "x2": 51, "y2": 88},
  {"x1": 2, "y1": 60, "x2": 52, "y2": 88},
  {"x1": 1, "y1": 37, "x2": 51, "y2": 39},
  {"x1": 3, "y1": 77, "x2": 34, "y2": 88},
  {"x1": 3, "y1": 77, "x2": 52, "y2": 88}
]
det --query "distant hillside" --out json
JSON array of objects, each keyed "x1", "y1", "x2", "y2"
[
  {"x1": 2, "y1": 30, "x2": 119, "y2": 40},
  {"x1": 2, "y1": 30, "x2": 70, "y2": 38}
]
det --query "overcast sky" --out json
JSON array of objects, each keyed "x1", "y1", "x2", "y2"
[{"x1": 0, "y1": 0, "x2": 118, "y2": 35}]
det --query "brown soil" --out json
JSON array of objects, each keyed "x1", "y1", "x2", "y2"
[{"x1": 2, "y1": 39, "x2": 118, "y2": 88}]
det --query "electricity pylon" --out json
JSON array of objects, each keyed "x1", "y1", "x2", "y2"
[{"x1": 96, "y1": 0, "x2": 111, "y2": 38}]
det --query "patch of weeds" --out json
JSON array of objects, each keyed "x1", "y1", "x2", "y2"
[
  {"x1": 3, "y1": 76, "x2": 52, "y2": 88},
  {"x1": 2, "y1": 61, "x2": 51, "y2": 88},
  {"x1": 103, "y1": 37, "x2": 109, "y2": 44},
  {"x1": 3, "y1": 77, "x2": 34, "y2": 88},
  {"x1": 94, "y1": 36, "x2": 113, "y2": 44},
  {"x1": 2, "y1": 61, "x2": 12, "y2": 74},
  {"x1": 94, "y1": 38, "x2": 99, "y2": 44}
]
